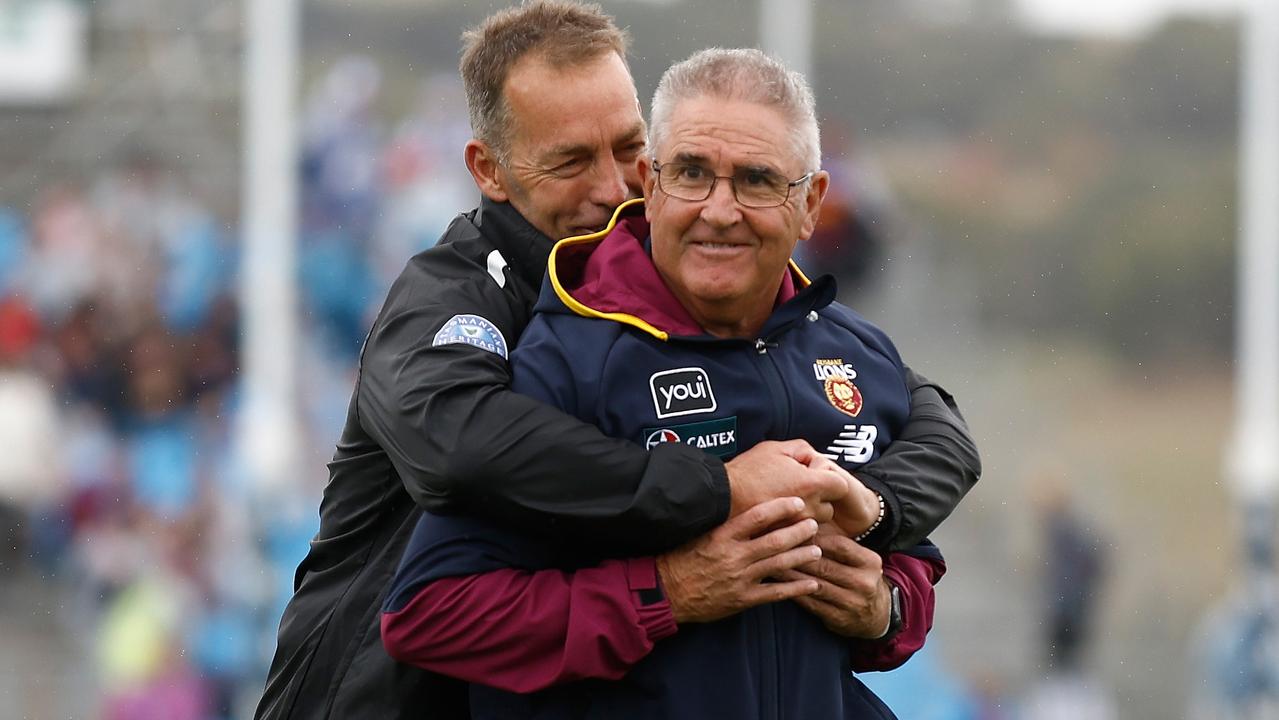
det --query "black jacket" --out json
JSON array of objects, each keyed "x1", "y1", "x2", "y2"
[{"x1": 254, "y1": 198, "x2": 980, "y2": 720}]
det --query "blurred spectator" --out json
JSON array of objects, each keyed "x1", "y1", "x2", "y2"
[
  {"x1": 1036, "y1": 482, "x2": 1107, "y2": 670},
  {"x1": 23, "y1": 184, "x2": 103, "y2": 321},
  {"x1": 300, "y1": 54, "x2": 383, "y2": 242},
  {"x1": 121, "y1": 321, "x2": 201, "y2": 521},
  {"x1": 1190, "y1": 505, "x2": 1279, "y2": 720},
  {"x1": 50, "y1": 300, "x2": 130, "y2": 425},
  {"x1": 186, "y1": 293, "x2": 240, "y2": 401},
  {"x1": 298, "y1": 228, "x2": 376, "y2": 358},
  {"x1": 1022, "y1": 479, "x2": 1116, "y2": 720},
  {"x1": 800, "y1": 127, "x2": 893, "y2": 303},
  {"x1": 297, "y1": 55, "x2": 385, "y2": 357},
  {"x1": 0, "y1": 209, "x2": 26, "y2": 296},
  {"x1": 0, "y1": 296, "x2": 63, "y2": 574},
  {"x1": 98, "y1": 563, "x2": 211, "y2": 720},
  {"x1": 806, "y1": 170, "x2": 883, "y2": 296},
  {"x1": 373, "y1": 73, "x2": 476, "y2": 286}
]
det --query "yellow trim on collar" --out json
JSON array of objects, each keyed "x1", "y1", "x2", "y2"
[
  {"x1": 549, "y1": 198, "x2": 670, "y2": 341},
  {"x1": 789, "y1": 258, "x2": 812, "y2": 288},
  {"x1": 547, "y1": 198, "x2": 814, "y2": 341}
]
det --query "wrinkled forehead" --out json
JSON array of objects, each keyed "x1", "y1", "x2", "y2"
[
  {"x1": 658, "y1": 95, "x2": 800, "y2": 170},
  {"x1": 504, "y1": 52, "x2": 643, "y2": 145}
]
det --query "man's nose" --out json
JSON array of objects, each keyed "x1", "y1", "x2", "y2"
[
  {"x1": 699, "y1": 176, "x2": 742, "y2": 227},
  {"x1": 590, "y1": 157, "x2": 632, "y2": 207}
]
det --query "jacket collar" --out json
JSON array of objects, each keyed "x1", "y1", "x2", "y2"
[{"x1": 473, "y1": 196, "x2": 556, "y2": 290}]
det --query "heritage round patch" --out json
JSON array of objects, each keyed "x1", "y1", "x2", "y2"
[
  {"x1": 432, "y1": 314, "x2": 508, "y2": 359},
  {"x1": 644, "y1": 429, "x2": 681, "y2": 449},
  {"x1": 824, "y1": 376, "x2": 864, "y2": 417}
]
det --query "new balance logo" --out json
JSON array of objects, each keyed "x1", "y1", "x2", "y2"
[{"x1": 820, "y1": 424, "x2": 878, "y2": 464}]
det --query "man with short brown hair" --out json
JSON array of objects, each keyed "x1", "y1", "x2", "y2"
[
  {"x1": 255, "y1": 4, "x2": 978, "y2": 719},
  {"x1": 460, "y1": 0, "x2": 629, "y2": 161}
]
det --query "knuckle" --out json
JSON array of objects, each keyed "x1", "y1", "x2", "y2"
[
  {"x1": 782, "y1": 549, "x2": 814, "y2": 571},
  {"x1": 834, "y1": 541, "x2": 856, "y2": 560},
  {"x1": 830, "y1": 536, "x2": 860, "y2": 559},
  {"x1": 764, "y1": 533, "x2": 790, "y2": 555},
  {"x1": 775, "y1": 583, "x2": 801, "y2": 602}
]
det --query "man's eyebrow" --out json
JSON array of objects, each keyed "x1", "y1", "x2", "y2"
[
  {"x1": 735, "y1": 162, "x2": 782, "y2": 176},
  {"x1": 671, "y1": 151, "x2": 710, "y2": 164},
  {"x1": 541, "y1": 123, "x2": 648, "y2": 163},
  {"x1": 540, "y1": 143, "x2": 592, "y2": 163},
  {"x1": 613, "y1": 122, "x2": 646, "y2": 147}
]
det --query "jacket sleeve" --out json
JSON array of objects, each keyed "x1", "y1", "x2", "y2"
[
  {"x1": 382, "y1": 561, "x2": 676, "y2": 693},
  {"x1": 357, "y1": 265, "x2": 729, "y2": 555},
  {"x1": 848, "y1": 545, "x2": 946, "y2": 673},
  {"x1": 854, "y1": 367, "x2": 982, "y2": 552},
  {"x1": 381, "y1": 512, "x2": 675, "y2": 693}
]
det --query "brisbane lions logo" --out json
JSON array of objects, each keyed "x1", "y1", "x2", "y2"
[{"x1": 824, "y1": 376, "x2": 863, "y2": 417}]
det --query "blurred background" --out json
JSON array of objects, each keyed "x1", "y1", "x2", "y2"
[{"x1": 0, "y1": 0, "x2": 1266, "y2": 718}]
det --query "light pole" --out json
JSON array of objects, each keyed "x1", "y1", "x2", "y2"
[
  {"x1": 760, "y1": 0, "x2": 813, "y2": 80},
  {"x1": 1216, "y1": 0, "x2": 1279, "y2": 716},
  {"x1": 239, "y1": 0, "x2": 302, "y2": 499}
]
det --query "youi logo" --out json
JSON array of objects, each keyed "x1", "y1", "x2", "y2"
[{"x1": 649, "y1": 367, "x2": 717, "y2": 419}]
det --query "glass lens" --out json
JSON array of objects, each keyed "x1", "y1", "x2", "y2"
[
  {"x1": 733, "y1": 168, "x2": 788, "y2": 207},
  {"x1": 658, "y1": 163, "x2": 712, "y2": 201}
]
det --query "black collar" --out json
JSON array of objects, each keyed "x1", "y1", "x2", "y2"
[{"x1": 473, "y1": 197, "x2": 555, "y2": 289}]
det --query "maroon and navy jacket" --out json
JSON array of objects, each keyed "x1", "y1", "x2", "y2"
[{"x1": 382, "y1": 200, "x2": 946, "y2": 719}]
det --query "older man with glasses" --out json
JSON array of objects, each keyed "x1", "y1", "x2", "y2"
[{"x1": 380, "y1": 47, "x2": 958, "y2": 720}]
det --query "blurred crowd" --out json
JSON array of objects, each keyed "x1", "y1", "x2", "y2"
[
  {"x1": 0, "y1": 158, "x2": 251, "y2": 719},
  {"x1": 0, "y1": 56, "x2": 474, "y2": 720}
]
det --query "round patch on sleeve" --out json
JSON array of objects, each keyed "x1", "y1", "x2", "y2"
[{"x1": 431, "y1": 314, "x2": 509, "y2": 359}]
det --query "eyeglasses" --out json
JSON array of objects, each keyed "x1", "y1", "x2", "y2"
[{"x1": 652, "y1": 160, "x2": 814, "y2": 209}]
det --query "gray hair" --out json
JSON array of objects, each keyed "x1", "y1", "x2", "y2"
[{"x1": 649, "y1": 48, "x2": 821, "y2": 172}]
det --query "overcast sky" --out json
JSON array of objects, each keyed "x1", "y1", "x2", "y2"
[{"x1": 1016, "y1": 0, "x2": 1244, "y2": 35}]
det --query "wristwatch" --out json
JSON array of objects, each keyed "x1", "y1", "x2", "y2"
[{"x1": 876, "y1": 580, "x2": 903, "y2": 641}]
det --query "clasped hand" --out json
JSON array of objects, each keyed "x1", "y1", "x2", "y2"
[{"x1": 657, "y1": 440, "x2": 891, "y2": 637}]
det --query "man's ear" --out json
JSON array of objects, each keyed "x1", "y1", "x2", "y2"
[
  {"x1": 464, "y1": 139, "x2": 509, "y2": 203},
  {"x1": 638, "y1": 156, "x2": 656, "y2": 219},
  {"x1": 797, "y1": 170, "x2": 831, "y2": 241}
]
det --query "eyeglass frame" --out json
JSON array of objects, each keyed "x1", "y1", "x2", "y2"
[{"x1": 650, "y1": 159, "x2": 816, "y2": 209}]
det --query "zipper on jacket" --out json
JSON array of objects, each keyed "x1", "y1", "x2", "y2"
[
  {"x1": 751, "y1": 337, "x2": 791, "y2": 441},
  {"x1": 750, "y1": 335, "x2": 790, "y2": 720},
  {"x1": 758, "y1": 605, "x2": 780, "y2": 720},
  {"x1": 754, "y1": 338, "x2": 778, "y2": 354}
]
